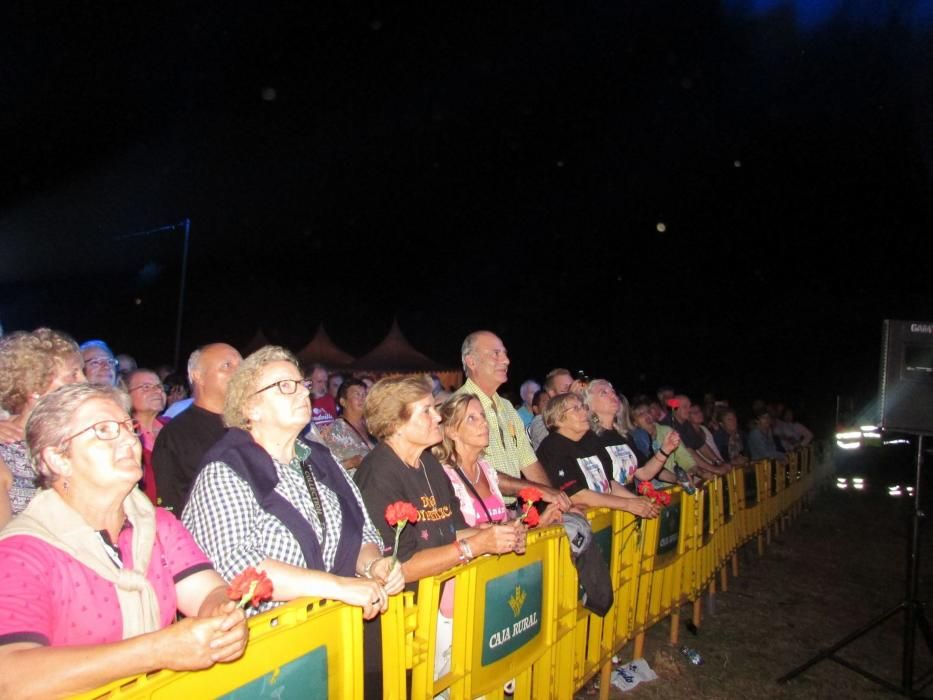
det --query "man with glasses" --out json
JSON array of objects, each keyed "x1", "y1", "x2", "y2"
[
  {"x1": 80, "y1": 340, "x2": 119, "y2": 386},
  {"x1": 153, "y1": 343, "x2": 241, "y2": 513},
  {"x1": 453, "y1": 331, "x2": 571, "y2": 513}
]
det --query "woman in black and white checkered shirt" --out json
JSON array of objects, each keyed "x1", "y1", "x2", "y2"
[{"x1": 182, "y1": 346, "x2": 404, "y2": 620}]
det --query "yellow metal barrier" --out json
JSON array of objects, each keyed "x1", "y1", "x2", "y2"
[
  {"x1": 78, "y1": 447, "x2": 828, "y2": 700},
  {"x1": 403, "y1": 524, "x2": 565, "y2": 700},
  {"x1": 74, "y1": 597, "x2": 364, "y2": 700}
]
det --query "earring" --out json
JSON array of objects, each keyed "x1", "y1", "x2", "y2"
[{"x1": 62, "y1": 478, "x2": 69, "y2": 491}]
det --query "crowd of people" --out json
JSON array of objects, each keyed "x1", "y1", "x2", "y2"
[{"x1": 0, "y1": 326, "x2": 813, "y2": 698}]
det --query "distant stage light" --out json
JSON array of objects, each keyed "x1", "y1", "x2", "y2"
[{"x1": 656, "y1": 222, "x2": 666, "y2": 232}]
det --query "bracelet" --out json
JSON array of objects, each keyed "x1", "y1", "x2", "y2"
[
  {"x1": 457, "y1": 538, "x2": 474, "y2": 562},
  {"x1": 361, "y1": 557, "x2": 379, "y2": 579},
  {"x1": 659, "y1": 448, "x2": 671, "y2": 459}
]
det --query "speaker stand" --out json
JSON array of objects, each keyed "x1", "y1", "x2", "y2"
[{"x1": 777, "y1": 434, "x2": 933, "y2": 697}]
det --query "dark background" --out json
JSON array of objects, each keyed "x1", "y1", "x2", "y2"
[{"x1": 2, "y1": 1, "x2": 933, "y2": 432}]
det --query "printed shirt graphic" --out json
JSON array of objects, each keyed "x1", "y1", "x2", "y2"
[
  {"x1": 603, "y1": 443, "x2": 640, "y2": 485},
  {"x1": 577, "y1": 455, "x2": 611, "y2": 493}
]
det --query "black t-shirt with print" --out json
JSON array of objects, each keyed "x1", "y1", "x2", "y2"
[
  {"x1": 355, "y1": 442, "x2": 466, "y2": 565},
  {"x1": 594, "y1": 428, "x2": 646, "y2": 484},
  {"x1": 536, "y1": 431, "x2": 612, "y2": 498}
]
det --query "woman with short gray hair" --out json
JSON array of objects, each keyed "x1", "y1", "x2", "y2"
[{"x1": 0, "y1": 383, "x2": 247, "y2": 698}]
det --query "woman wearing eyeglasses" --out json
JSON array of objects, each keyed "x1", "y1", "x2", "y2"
[
  {"x1": 182, "y1": 346, "x2": 403, "y2": 698},
  {"x1": 126, "y1": 369, "x2": 168, "y2": 504},
  {"x1": 183, "y1": 345, "x2": 403, "y2": 613},
  {"x1": 0, "y1": 383, "x2": 248, "y2": 697},
  {"x1": 535, "y1": 393, "x2": 661, "y2": 518},
  {"x1": 0, "y1": 328, "x2": 86, "y2": 524}
]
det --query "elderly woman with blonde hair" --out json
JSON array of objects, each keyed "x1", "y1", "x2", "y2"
[
  {"x1": 182, "y1": 346, "x2": 403, "y2": 699},
  {"x1": 0, "y1": 328, "x2": 86, "y2": 525},
  {"x1": 0, "y1": 383, "x2": 247, "y2": 698},
  {"x1": 182, "y1": 346, "x2": 403, "y2": 616},
  {"x1": 584, "y1": 379, "x2": 681, "y2": 489}
]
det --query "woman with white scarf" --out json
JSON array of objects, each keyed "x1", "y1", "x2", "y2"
[{"x1": 0, "y1": 383, "x2": 247, "y2": 698}]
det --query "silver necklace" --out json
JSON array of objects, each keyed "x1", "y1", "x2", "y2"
[{"x1": 418, "y1": 458, "x2": 437, "y2": 503}]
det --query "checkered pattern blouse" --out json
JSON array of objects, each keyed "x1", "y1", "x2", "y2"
[{"x1": 183, "y1": 439, "x2": 382, "y2": 614}]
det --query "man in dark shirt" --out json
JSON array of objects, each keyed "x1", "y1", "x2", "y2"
[{"x1": 153, "y1": 342, "x2": 241, "y2": 513}]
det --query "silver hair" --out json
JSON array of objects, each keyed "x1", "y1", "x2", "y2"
[
  {"x1": 26, "y1": 383, "x2": 132, "y2": 488},
  {"x1": 519, "y1": 379, "x2": 540, "y2": 403},
  {"x1": 186, "y1": 348, "x2": 202, "y2": 385},
  {"x1": 460, "y1": 330, "x2": 488, "y2": 375}
]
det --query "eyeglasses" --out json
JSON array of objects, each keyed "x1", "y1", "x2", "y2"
[
  {"x1": 85, "y1": 358, "x2": 118, "y2": 369},
  {"x1": 252, "y1": 378, "x2": 312, "y2": 396},
  {"x1": 129, "y1": 383, "x2": 165, "y2": 393},
  {"x1": 63, "y1": 418, "x2": 140, "y2": 444},
  {"x1": 561, "y1": 403, "x2": 589, "y2": 416}
]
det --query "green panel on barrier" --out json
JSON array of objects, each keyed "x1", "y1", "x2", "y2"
[
  {"x1": 578, "y1": 527, "x2": 612, "y2": 600},
  {"x1": 722, "y1": 477, "x2": 732, "y2": 523},
  {"x1": 220, "y1": 647, "x2": 328, "y2": 700},
  {"x1": 745, "y1": 469, "x2": 758, "y2": 505},
  {"x1": 481, "y1": 561, "x2": 543, "y2": 666},
  {"x1": 594, "y1": 526, "x2": 612, "y2": 568},
  {"x1": 656, "y1": 502, "x2": 680, "y2": 556}
]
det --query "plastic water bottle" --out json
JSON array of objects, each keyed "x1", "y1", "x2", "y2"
[{"x1": 680, "y1": 645, "x2": 704, "y2": 665}]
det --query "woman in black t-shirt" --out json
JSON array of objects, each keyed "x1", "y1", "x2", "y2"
[
  {"x1": 583, "y1": 379, "x2": 680, "y2": 489},
  {"x1": 355, "y1": 375, "x2": 526, "y2": 582},
  {"x1": 535, "y1": 393, "x2": 661, "y2": 518}
]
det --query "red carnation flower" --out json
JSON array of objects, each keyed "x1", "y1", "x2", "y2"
[
  {"x1": 385, "y1": 500, "x2": 419, "y2": 567},
  {"x1": 227, "y1": 567, "x2": 274, "y2": 609},
  {"x1": 518, "y1": 486, "x2": 543, "y2": 503},
  {"x1": 666, "y1": 398, "x2": 680, "y2": 410},
  {"x1": 522, "y1": 505, "x2": 540, "y2": 527},
  {"x1": 385, "y1": 501, "x2": 419, "y2": 527}
]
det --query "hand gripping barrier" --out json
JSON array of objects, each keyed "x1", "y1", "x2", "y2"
[
  {"x1": 73, "y1": 597, "x2": 364, "y2": 700},
  {"x1": 79, "y1": 446, "x2": 822, "y2": 700}
]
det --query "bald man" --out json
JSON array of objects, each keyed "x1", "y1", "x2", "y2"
[
  {"x1": 153, "y1": 343, "x2": 242, "y2": 513},
  {"x1": 454, "y1": 330, "x2": 571, "y2": 512}
]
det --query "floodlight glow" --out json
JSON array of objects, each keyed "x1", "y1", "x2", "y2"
[
  {"x1": 836, "y1": 482, "x2": 848, "y2": 489},
  {"x1": 859, "y1": 425, "x2": 878, "y2": 432},
  {"x1": 884, "y1": 439, "x2": 910, "y2": 445},
  {"x1": 836, "y1": 431, "x2": 862, "y2": 440},
  {"x1": 852, "y1": 477, "x2": 864, "y2": 484},
  {"x1": 863, "y1": 432, "x2": 882, "y2": 439},
  {"x1": 853, "y1": 483, "x2": 864, "y2": 490},
  {"x1": 836, "y1": 440, "x2": 860, "y2": 449}
]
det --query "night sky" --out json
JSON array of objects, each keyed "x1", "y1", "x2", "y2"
[{"x1": 3, "y1": 1, "x2": 933, "y2": 430}]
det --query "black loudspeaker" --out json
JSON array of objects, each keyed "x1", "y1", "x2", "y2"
[{"x1": 878, "y1": 319, "x2": 933, "y2": 434}]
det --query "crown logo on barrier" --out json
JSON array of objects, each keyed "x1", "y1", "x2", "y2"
[{"x1": 508, "y1": 585, "x2": 526, "y2": 617}]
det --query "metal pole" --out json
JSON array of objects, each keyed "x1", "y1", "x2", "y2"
[
  {"x1": 173, "y1": 218, "x2": 190, "y2": 370},
  {"x1": 902, "y1": 434, "x2": 923, "y2": 694}
]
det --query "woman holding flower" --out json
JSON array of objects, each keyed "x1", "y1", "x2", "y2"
[
  {"x1": 182, "y1": 347, "x2": 403, "y2": 618},
  {"x1": 434, "y1": 393, "x2": 562, "y2": 528},
  {"x1": 0, "y1": 383, "x2": 247, "y2": 698},
  {"x1": 182, "y1": 347, "x2": 403, "y2": 699},
  {"x1": 355, "y1": 376, "x2": 525, "y2": 584}
]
